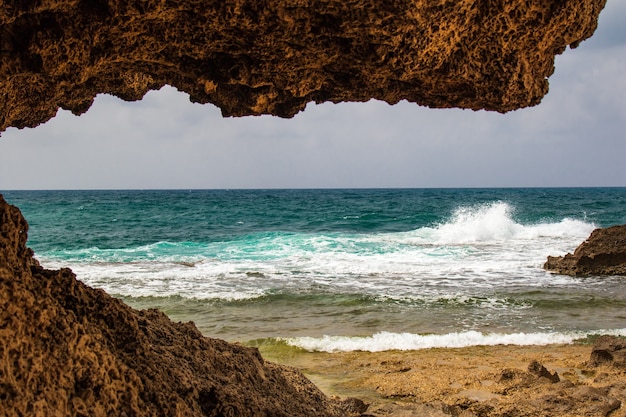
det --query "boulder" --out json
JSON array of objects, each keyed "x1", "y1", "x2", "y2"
[
  {"x1": 590, "y1": 335, "x2": 626, "y2": 368},
  {"x1": 544, "y1": 225, "x2": 626, "y2": 276}
]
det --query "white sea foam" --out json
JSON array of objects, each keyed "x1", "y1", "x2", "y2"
[
  {"x1": 42, "y1": 259, "x2": 268, "y2": 301},
  {"x1": 285, "y1": 329, "x2": 626, "y2": 352},
  {"x1": 433, "y1": 202, "x2": 523, "y2": 243},
  {"x1": 38, "y1": 201, "x2": 598, "y2": 301},
  {"x1": 392, "y1": 202, "x2": 595, "y2": 245}
]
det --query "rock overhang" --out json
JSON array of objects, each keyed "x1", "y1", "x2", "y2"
[{"x1": 0, "y1": 0, "x2": 607, "y2": 133}]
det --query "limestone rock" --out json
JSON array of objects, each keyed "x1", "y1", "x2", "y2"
[
  {"x1": 0, "y1": 194, "x2": 344, "y2": 416},
  {"x1": 0, "y1": 0, "x2": 606, "y2": 133},
  {"x1": 544, "y1": 225, "x2": 626, "y2": 276},
  {"x1": 590, "y1": 335, "x2": 626, "y2": 368},
  {"x1": 527, "y1": 360, "x2": 560, "y2": 383}
]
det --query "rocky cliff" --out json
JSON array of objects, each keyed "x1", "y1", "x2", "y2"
[
  {"x1": 0, "y1": 195, "x2": 349, "y2": 416},
  {"x1": 1, "y1": 0, "x2": 606, "y2": 133},
  {"x1": 544, "y1": 225, "x2": 626, "y2": 277}
]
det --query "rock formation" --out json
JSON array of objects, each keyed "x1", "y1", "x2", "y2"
[
  {"x1": 0, "y1": 195, "x2": 348, "y2": 416},
  {"x1": 544, "y1": 225, "x2": 626, "y2": 277},
  {"x1": 1, "y1": 0, "x2": 606, "y2": 133},
  {"x1": 0, "y1": 2, "x2": 619, "y2": 415},
  {"x1": 321, "y1": 341, "x2": 626, "y2": 417},
  {"x1": 590, "y1": 335, "x2": 626, "y2": 369}
]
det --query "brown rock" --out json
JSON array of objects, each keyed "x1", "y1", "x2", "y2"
[
  {"x1": 0, "y1": 194, "x2": 345, "y2": 416},
  {"x1": 0, "y1": 0, "x2": 606, "y2": 133},
  {"x1": 337, "y1": 397, "x2": 369, "y2": 415},
  {"x1": 544, "y1": 225, "x2": 626, "y2": 276},
  {"x1": 590, "y1": 335, "x2": 626, "y2": 368},
  {"x1": 526, "y1": 389, "x2": 621, "y2": 417},
  {"x1": 569, "y1": 386, "x2": 621, "y2": 416},
  {"x1": 527, "y1": 360, "x2": 560, "y2": 383}
]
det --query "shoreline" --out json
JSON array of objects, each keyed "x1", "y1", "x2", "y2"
[
  {"x1": 3, "y1": 191, "x2": 626, "y2": 416},
  {"x1": 258, "y1": 342, "x2": 626, "y2": 416}
]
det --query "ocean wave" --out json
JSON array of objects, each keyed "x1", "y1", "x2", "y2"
[
  {"x1": 34, "y1": 200, "x2": 598, "y2": 302},
  {"x1": 284, "y1": 329, "x2": 626, "y2": 352},
  {"x1": 41, "y1": 240, "x2": 213, "y2": 263},
  {"x1": 38, "y1": 201, "x2": 596, "y2": 262},
  {"x1": 15, "y1": 189, "x2": 625, "y2": 344},
  {"x1": 388, "y1": 202, "x2": 595, "y2": 245}
]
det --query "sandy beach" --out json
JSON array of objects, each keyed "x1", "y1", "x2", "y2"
[{"x1": 259, "y1": 342, "x2": 626, "y2": 416}]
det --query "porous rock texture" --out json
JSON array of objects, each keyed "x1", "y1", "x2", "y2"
[
  {"x1": 0, "y1": 195, "x2": 346, "y2": 417},
  {"x1": 590, "y1": 335, "x2": 626, "y2": 369},
  {"x1": 544, "y1": 225, "x2": 626, "y2": 277},
  {"x1": 0, "y1": 0, "x2": 606, "y2": 133}
]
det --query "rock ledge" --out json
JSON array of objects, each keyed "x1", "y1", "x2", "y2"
[{"x1": 1, "y1": 0, "x2": 607, "y2": 132}]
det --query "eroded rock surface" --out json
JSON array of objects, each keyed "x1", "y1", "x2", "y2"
[
  {"x1": 590, "y1": 335, "x2": 626, "y2": 369},
  {"x1": 311, "y1": 344, "x2": 626, "y2": 417},
  {"x1": 544, "y1": 225, "x2": 626, "y2": 276},
  {"x1": 0, "y1": 195, "x2": 346, "y2": 416},
  {"x1": 1, "y1": 0, "x2": 606, "y2": 132}
]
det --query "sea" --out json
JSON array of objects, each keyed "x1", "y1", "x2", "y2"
[{"x1": 3, "y1": 188, "x2": 626, "y2": 352}]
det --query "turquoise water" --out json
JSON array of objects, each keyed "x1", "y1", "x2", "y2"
[{"x1": 3, "y1": 188, "x2": 626, "y2": 351}]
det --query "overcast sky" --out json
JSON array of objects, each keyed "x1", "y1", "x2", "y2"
[{"x1": 1, "y1": 2, "x2": 625, "y2": 190}]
